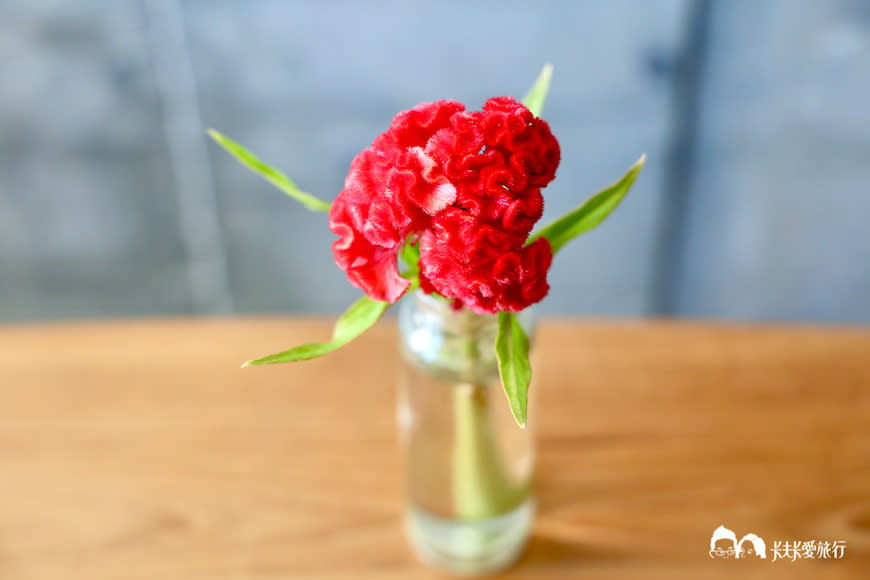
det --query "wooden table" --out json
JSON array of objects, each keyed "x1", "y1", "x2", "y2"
[{"x1": 0, "y1": 318, "x2": 868, "y2": 579}]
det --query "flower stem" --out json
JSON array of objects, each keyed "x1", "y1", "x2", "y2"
[{"x1": 451, "y1": 309, "x2": 526, "y2": 520}]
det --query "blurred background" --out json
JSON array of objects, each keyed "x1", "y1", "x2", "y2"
[{"x1": 1, "y1": 0, "x2": 868, "y2": 323}]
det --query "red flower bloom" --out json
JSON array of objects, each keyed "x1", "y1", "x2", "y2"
[
  {"x1": 419, "y1": 208, "x2": 553, "y2": 314},
  {"x1": 421, "y1": 97, "x2": 557, "y2": 251},
  {"x1": 329, "y1": 101, "x2": 462, "y2": 301},
  {"x1": 330, "y1": 97, "x2": 560, "y2": 311}
]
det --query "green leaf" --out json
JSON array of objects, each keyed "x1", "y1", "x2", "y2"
[
  {"x1": 529, "y1": 154, "x2": 646, "y2": 254},
  {"x1": 398, "y1": 238, "x2": 421, "y2": 290},
  {"x1": 400, "y1": 238, "x2": 420, "y2": 271},
  {"x1": 495, "y1": 312, "x2": 532, "y2": 428},
  {"x1": 208, "y1": 129, "x2": 331, "y2": 213},
  {"x1": 521, "y1": 63, "x2": 554, "y2": 118},
  {"x1": 242, "y1": 295, "x2": 389, "y2": 366}
]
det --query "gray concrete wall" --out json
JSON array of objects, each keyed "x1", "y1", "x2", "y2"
[{"x1": 1, "y1": 0, "x2": 867, "y2": 322}]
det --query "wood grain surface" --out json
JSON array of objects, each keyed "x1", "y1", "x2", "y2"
[{"x1": 0, "y1": 318, "x2": 868, "y2": 579}]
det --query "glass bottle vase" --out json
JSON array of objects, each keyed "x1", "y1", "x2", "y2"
[{"x1": 397, "y1": 291, "x2": 536, "y2": 575}]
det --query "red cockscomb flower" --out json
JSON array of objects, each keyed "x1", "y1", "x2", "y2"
[
  {"x1": 328, "y1": 100, "x2": 463, "y2": 302},
  {"x1": 212, "y1": 65, "x2": 645, "y2": 431},
  {"x1": 419, "y1": 208, "x2": 553, "y2": 314},
  {"x1": 328, "y1": 96, "x2": 560, "y2": 313}
]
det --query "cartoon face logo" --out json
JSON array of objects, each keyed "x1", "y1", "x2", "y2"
[
  {"x1": 710, "y1": 526, "x2": 767, "y2": 559},
  {"x1": 710, "y1": 525, "x2": 738, "y2": 558},
  {"x1": 737, "y1": 534, "x2": 767, "y2": 559}
]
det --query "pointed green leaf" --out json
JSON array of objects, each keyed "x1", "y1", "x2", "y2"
[
  {"x1": 495, "y1": 312, "x2": 532, "y2": 428},
  {"x1": 208, "y1": 129, "x2": 331, "y2": 213},
  {"x1": 521, "y1": 63, "x2": 554, "y2": 118},
  {"x1": 242, "y1": 295, "x2": 389, "y2": 366},
  {"x1": 529, "y1": 154, "x2": 646, "y2": 254}
]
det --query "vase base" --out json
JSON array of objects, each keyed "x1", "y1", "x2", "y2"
[{"x1": 405, "y1": 499, "x2": 534, "y2": 576}]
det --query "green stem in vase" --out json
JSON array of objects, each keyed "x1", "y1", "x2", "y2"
[{"x1": 451, "y1": 310, "x2": 527, "y2": 520}]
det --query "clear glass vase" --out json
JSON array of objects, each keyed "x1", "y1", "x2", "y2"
[{"x1": 397, "y1": 290, "x2": 536, "y2": 576}]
